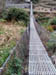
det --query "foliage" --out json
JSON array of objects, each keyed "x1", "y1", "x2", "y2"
[
  {"x1": 37, "y1": 17, "x2": 49, "y2": 21},
  {"x1": 47, "y1": 19, "x2": 53, "y2": 25},
  {"x1": 20, "y1": 28, "x2": 25, "y2": 35},
  {"x1": 0, "y1": 31, "x2": 4, "y2": 34},
  {"x1": 46, "y1": 26, "x2": 54, "y2": 32},
  {"x1": 1, "y1": 10, "x2": 8, "y2": 20},
  {"x1": 0, "y1": 19, "x2": 6, "y2": 22},
  {"x1": 0, "y1": 25, "x2": 5, "y2": 34},
  {"x1": 2, "y1": 8, "x2": 29, "y2": 26},
  {"x1": 4, "y1": 55, "x2": 23, "y2": 75},
  {"x1": 0, "y1": 40, "x2": 16, "y2": 67},
  {"x1": 50, "y1": 17, "x2": 56, "y2": 25},
  {"x1": 37, "y1": 16, "x2": 55, "y2": 31},
  {"x1": 46, "y1": 17, "x2": 56, "y2": 26},
  {"x1": 37, "y1": 17, "x2": 50, "y2": 26},
  {"x1": 47, "y1": 31, "x2": 56, "y2": 53},
  {"x1": 15, "y1": 21, "x2": 26, "y2": 26},
  {"x1": 0, "y1": 19, "x2": 26, "y2": 67},
  {"x1": 31, "y1": 0, "x2": 39, "y2": 3}
]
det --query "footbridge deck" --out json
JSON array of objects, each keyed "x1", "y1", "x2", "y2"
[{"x1": 28, "y1": 2, "x2": 56, "y2": 75}]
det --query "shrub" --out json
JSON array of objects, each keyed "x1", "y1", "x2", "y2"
[
  {"x1": 37, "y1": 17, "x2": 50, "y2": 26},
  {"x1": 1, "y1": 10, "x2": 8, "y2": 19},
  {"x1": 20, "y1": 28, "x2": 25, "y2": 35},
  {"x1": 47, "y1": 42, "x2": 56, "y2": 53},
  {"x1": 4, "y1": 54, "x2": 23, "y2": 75},
  {"x1": 31, "y1": 0, "x2": 39, "y2": 3},
  {"x1": 47, "y1": 17, "x2": 56, "y2": 25},
  {"x1": 0, "y1": 40, "x2": 16, "y2": 67},
  {"x1": 2, "y1": 8, "x2": 29, "y2": 26},
  {"x1": 38, "y1": 17, "x2": 49, "y2": 21},
  {"x1": 47, "y1": 31, "x2": 56, "y2": 53},
  {"x1": 0, "y1": 25, "x2": 5, "y2": 34},
  {"x1": 50, "y1": 17, "x2": 56, "y2": 25},
  {"x1": 15, "y1": 20, "x2": 26, "y2": 26},
  {"x1": 0, "y1": 19, "x2": 6, "y2": 22},
  {"x1": 46, "y1": 26, "x2": 54, "y2": 32}
]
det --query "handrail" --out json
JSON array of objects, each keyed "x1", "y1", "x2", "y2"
[{"x1": 28, "y1": 2, "x2": 56, "y2": 75}]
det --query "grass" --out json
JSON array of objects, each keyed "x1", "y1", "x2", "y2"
[
  {"x1": 0, "y1": 25, "x2": 5, "y2": 34},
  {"x1": 15, "y1": 21, "x2": 26, "y2": 27},
  {"x1": 0, "y1": 19, "x2": 6, "y2": 22},
  {"x1": 0, "y1": 8, "x2": 28, "y2": 67},
  {"x1": 0, "y1": 40, "x2": 16, "y2": 67},
  {"x1": 1, "y1": 8, "x2": 29, "y2": 26},
  {"x1": 4, "y1": 54, "x2": 23, "y2": 75},
  {"x1": 0, "y1": 22, "x2": 26, "y2": 67},
  {"x1": 0, "y1": 31, "x2": 5, "y2": 34},
  {"x1": 36, "y1": 16, "x2": 54, "y2": 32},
  {"x1": 37, "y1": 17, "x2": 50, "y2": 26},
  {"x1": 20, "y1": 28, "x2": 25, "y2": 35},
  {"x1": 35, "y1": 14, "x2": 56, "y2": 56}
]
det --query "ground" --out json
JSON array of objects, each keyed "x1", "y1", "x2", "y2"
[{"x1": 0, "y1": 22, "x2": 26, "y2": 67}]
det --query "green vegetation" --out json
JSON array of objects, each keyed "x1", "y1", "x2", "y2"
[
  {"x1": 15, "y1": 21, "x2": 26, "y2": 27},
  {"x1": 31, "y1": 0, "x2": 39, "y2": 3},
  {"x1": 0, "y1": 7, "x2": 27, "y2": 74},
  {"x1": 36, "y1": 16, "x2": 54, "y2": 32},
  {"x1": 0, "y1": 20, "x2": 26, "y2": 67},
  {"x1": 36, "y1": 16, "x2": 56, "y2": 31},
  {"x1": 37, "y1": 16, "x2": 56, "y2": 26},
  {"x1": 1, "y1": 8, "x2": 29, "y2": 26},
  {"x1": 37, "y1": 17, "x2": 49, "y2": 21},
  {"x1": 0, "y1": 25, "x2": 5, "y2": 34},
  {"x1": 46, "y1": 26, "x2": 54, "y2": 32},
  {"x1": 37, "y1": 16, "x2": 50, "y2": 26},
  {"x1": 0, "y1": 26, "x2": 4, "y2": 35},
  {"x1": 50, "y1": 17, "x2": 56, "y2": 25},
  {"x1": 20, "y1": 28, "x2": 25, "y2": 35},
  {"x1": 0, "y1": 19, "x2": 6, "y2": 22},
  {"x1": 0, "y1": 40, "x2": 16, "y2": 67},
  {"x1": 35, "y1": 13, "x2": 56, "y2": 56},
  {"x1": 4, "y1": 54, "x2": 23, "y2": 75},
  {"x1": 47, "y1": 32, "x2": 56, "y2": 53}
]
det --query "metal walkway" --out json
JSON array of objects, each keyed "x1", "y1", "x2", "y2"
[{"x1": 28, "y1": 2, "x2": 56, "y2": 75}]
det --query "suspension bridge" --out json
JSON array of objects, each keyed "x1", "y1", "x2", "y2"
[
  {"x1": 28, "y1": 2, "x2": 56, "y2": 75},
  {"x1": 0, "y1": 1, "x2": 56, "y2": 75}
]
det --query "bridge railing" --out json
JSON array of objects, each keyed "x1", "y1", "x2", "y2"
[
  {"x1": 0, "y1": 26, "x2": 30, "y2": 75},
  {"x1": 28, "y1": 2, "x2": 56, "y2": 75}
]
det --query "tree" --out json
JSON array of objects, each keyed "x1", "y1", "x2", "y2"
[{"x1": 31, "y1": 0, "x2": 39, "y2": 3}]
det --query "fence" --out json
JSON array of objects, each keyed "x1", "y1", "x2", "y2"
[{"x1": 0, "y1": 26, "x2": 30, "y2": 75}]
